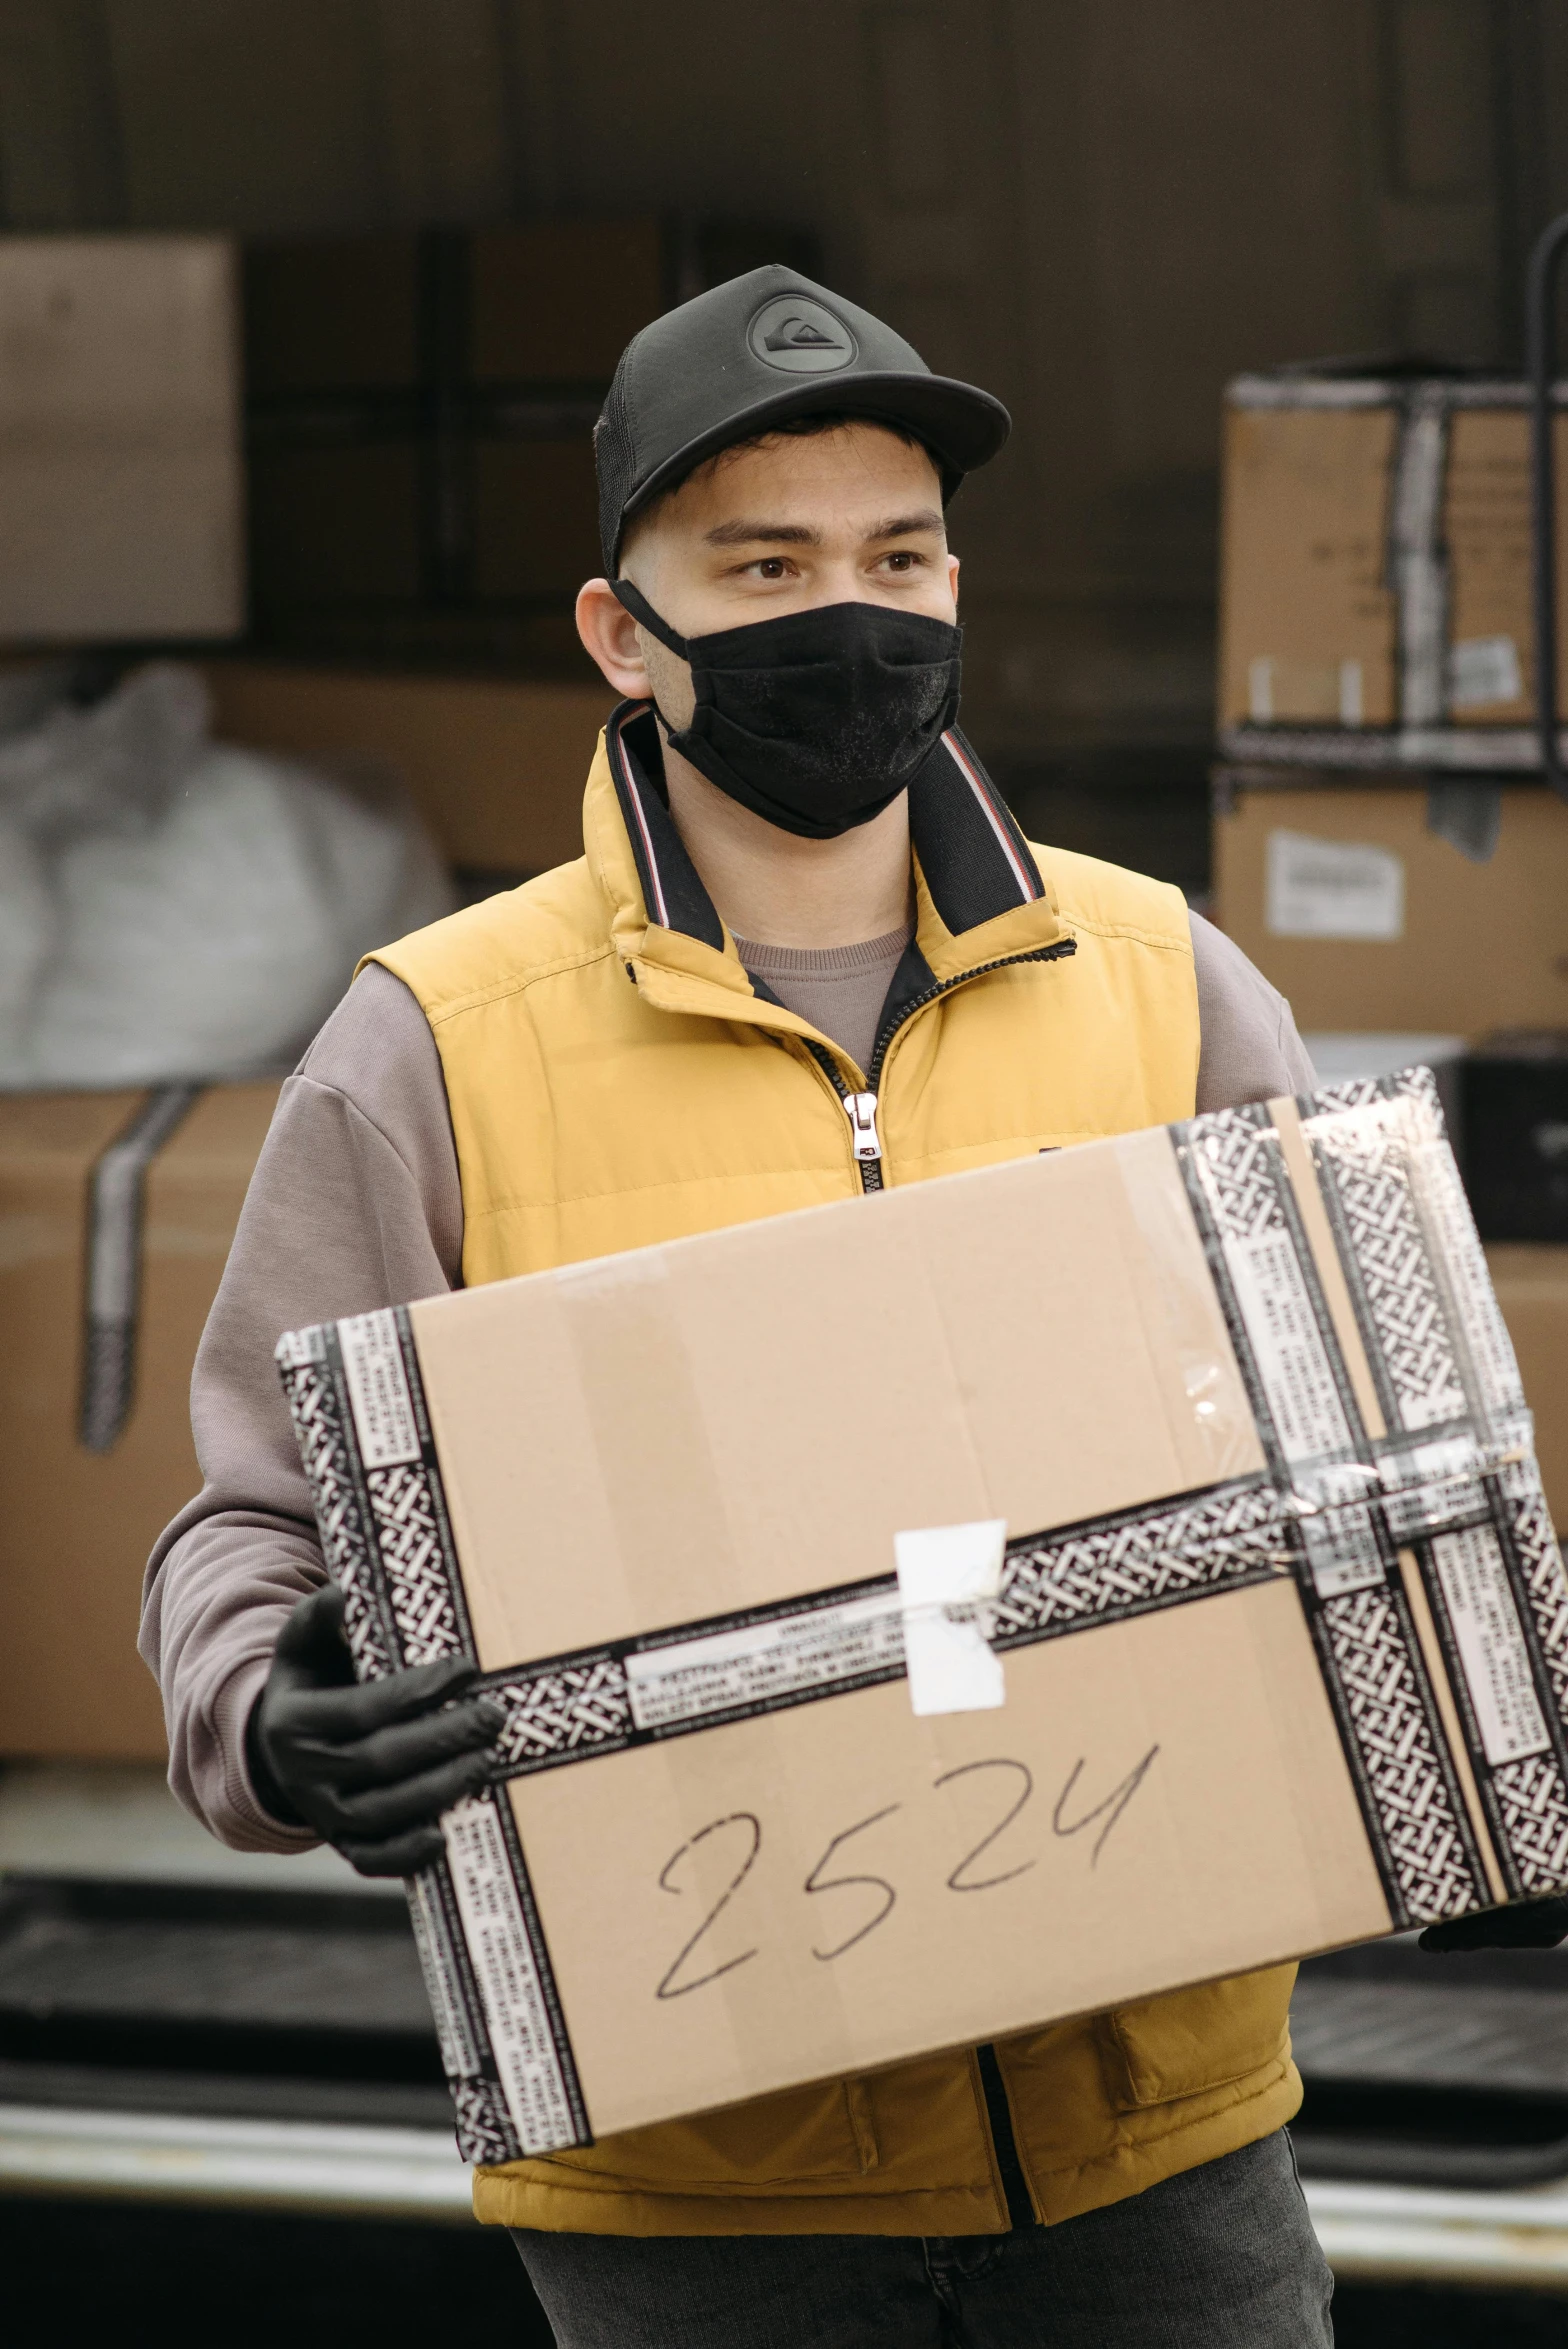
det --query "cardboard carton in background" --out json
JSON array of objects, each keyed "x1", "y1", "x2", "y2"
[
  {"x1": 201, "y1": 660, "x2": 612, "y2": 877},
  {"x1": 0, "y1": 236, "x2": 243, "y2": 644},
  {"x1": 1218, "y1": 384, "x2": 1568, "y2": 743},
  {"x1": 1213, "y1": 775, "x2": 1568, "y2": 1035},
  {"x1": 1219, "y1": 402, "x2": 1399, "y2": 731},
  {"x1": 0, "y1": 650, "x2": 612, "y2": 1769},
  {"x1": 0, "y1": 1083, "x2": 277, "y2": 1759},
  {"x1": 281, "y1": 1074, "x2": 1568, "y2": 2164}
]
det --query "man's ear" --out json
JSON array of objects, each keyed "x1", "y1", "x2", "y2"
[{"x1": 575, "y1": 578, "x2": 652, "y2": 696}]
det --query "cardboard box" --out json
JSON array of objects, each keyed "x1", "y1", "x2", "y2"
[
  {"x1": 279, "y1": 1071, "x2": 1568, "y2": 2166},
  {"x1": 1488, "y1": 1245, "x2": 1568, "y2": 1528},
  {"x1": 1218, "y1": 374, "x2": 1568, "y2": 770},
  {"x1": 0, "y1": 236, "x2": 243, "y2": 643},
  {"x1": 0, "y1": 1083, "x2": 278, "y2": 1760},
  {"x1": 200, "y1": 660, "x2": 612, "y2": 876},
  {"x1": 1213, "y1": 775, "x2": 1568, "y2": 1034}
]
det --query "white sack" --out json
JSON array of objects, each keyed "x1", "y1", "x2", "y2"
[{"x1": 0, "y1": 663, "x2": 454, "y2": 1089}]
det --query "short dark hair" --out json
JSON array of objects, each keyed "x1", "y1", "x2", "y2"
[
  {"x1": 744, "y1": 409, "x2": 930, "y2": 453},
  {"x1": 616, "y1": 410, "x2": 942, "y2": 562}
]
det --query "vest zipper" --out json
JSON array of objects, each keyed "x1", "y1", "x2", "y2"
[
  {"x1": 804, "y1": 939, "x2": 1077, "y2": 1196},
  {"x1": 844, "y1": 1090, "x2": 883, "y2": 1170}
]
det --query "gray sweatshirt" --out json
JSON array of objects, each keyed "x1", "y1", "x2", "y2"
[{"x1": 140, "y1": 911, "x2": 1315, "y2": 1854}]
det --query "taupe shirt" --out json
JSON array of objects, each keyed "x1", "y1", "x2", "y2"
[{"x1": 140, "y1": 911, "x2": 1315, "y2": 1852}]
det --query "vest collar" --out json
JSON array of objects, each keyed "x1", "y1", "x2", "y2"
[{"x1": 584, "y1": 700, "x2": 1070, "y2": 1025}]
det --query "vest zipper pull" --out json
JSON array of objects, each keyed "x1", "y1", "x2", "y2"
[{"x1": 844, "y1": 1091, "x2": 882, "y2": 1164}]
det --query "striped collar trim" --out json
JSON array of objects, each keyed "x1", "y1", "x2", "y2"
[
  {"x1": 604, "y1": 701, "x2": 1043, "y2": 949},
  {"x1": 605, "y1": 705, "x2": 726, "y2": 950}
]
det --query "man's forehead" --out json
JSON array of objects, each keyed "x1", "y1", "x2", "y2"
[{"x1": 672, "y1": 427, "x2": 943, "y2": 538}]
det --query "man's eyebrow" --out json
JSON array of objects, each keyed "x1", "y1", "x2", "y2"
[
  {"x1": 866, "y1": 509, "x2": 945, "y2": 540},
  {"x1": 704, "y1": 519, "x2": 823, "y2": 547},
  {"x1": 703, "y1": 508, "x2": 946, "y2": 550}
]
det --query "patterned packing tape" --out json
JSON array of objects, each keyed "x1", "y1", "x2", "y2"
[
  {"x1": 1180, "y1": 1068, "x2": 1568, "y2": 1924},
  {"x1": 275, "y1": 1068, "x2": 1568, "y2": 2165}
]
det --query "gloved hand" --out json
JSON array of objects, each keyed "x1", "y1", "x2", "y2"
[
  {"x1": 246, "y1": 1582, "x2": 504, "y2": 1876},
  {"x1": 1420, "y1": 1894, "x2": 1568, "y2": 1953}
]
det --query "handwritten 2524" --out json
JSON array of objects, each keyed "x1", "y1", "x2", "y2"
[{"x1": 653, "y1": 1742, "x2": 1161, "y2": 2002}]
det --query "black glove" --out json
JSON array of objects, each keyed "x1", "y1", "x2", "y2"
[
  {"x1": 246, "y1": 1582, "x2": 504, "y2": 1876},
  {"x1": 1420, "y1": 1893, "x2": 1568, "y2": 1953}
]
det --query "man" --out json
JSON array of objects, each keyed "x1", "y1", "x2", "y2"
[{"x1": 145, "y1": 267, "x2": 1342, "y2": 2345}]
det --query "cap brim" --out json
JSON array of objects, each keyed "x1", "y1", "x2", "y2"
[{"x1": 615, "y1": 372, "x2": 1011, "y2": 555}]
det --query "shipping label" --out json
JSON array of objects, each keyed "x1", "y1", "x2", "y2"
[{"x1": 1265, "y1": 829, "x2": 1405, "y2": 941}]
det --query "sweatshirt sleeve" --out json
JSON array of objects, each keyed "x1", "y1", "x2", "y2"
[
  {"x1": 140, "y1": 962, "x2": 463, "y2": 1853},
  {"x1": 1190, "y1": 910, "x2": 1317, "y2": 1113}
]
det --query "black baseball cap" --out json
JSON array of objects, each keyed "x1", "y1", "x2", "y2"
[{"x1": 595, "y1": 264, "x2": 1011, "y2": 571}]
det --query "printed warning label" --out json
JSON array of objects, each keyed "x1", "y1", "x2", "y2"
[
  {"x1": 443, "y1": 1796, "x2": 578, "y2": 2153},
  {"x1": 406, "y1": 1874, "x2": 483, "y2": 2080},
  {"x1": 1431, "y1": 1526, "x2": 1550, "y2": 1766},
  {"x1": 338, "y1": 1310, "x2": 421, "y2": 1468},
  {"x1": 1225, "y1": 1227, "x2": 1354, "y2": 1468},
  {"x1": 627, "y1": 1593, "x2": 906, "y2": 1731}
]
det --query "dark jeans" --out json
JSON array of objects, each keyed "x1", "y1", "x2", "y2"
[{"x1": 512, "y1": 2128, "x2": 1333, "y2": 2348}]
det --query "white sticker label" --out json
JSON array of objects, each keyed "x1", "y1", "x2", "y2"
[
  {"x1": 1449, "y1": 634, "x2": 1522, "y2": 711},
  {"x1": 1246, "y1": 656, "x2": 1363, "y2": 724},
  {"x1": 895, "y1": 1519, "x2": 1008, "y2": 1717},
  {"x1": 1265, "y1": 830, "x2": 1405, "y2": 941},
  {"x1": 627, "y1": 1593, "x2": 906, "y2": 1732},
  {"x1": 1431, "y1": 1526, "x2": 1550, "y2": 1765},
  {"x1": 338, "y1": 1310, "x2": 421, "y2": 1467},
  {"x1": 443, "y1": 1796, "x2": 578, "y2": 2153}
]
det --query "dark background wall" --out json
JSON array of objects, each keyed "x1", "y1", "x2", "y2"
[{"x1": 1, "y1": 0, "x2": 1565, "y2": 875}]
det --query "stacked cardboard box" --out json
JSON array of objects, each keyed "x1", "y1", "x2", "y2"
[
  {"x1": 1212, "y1": 774, "x2": 1568, "y2": 1036},
  {"x1": 0, "y1": 235, "x2": 243, "y2": 644},
  {"x1": 201, "y1": 657, "x2": 612, "y2": 878},
  {"x1": 1214, "y1": 366, "x2": 1568, "y2": 1525},
  {"x1": 0, "y1": 229, "x2": 631, "y2": 1763},
  {"x1": 0, "y1": 658, "x2": 615, "y2": 1766},
  {"x1": 1218, "y1": 369, "x2": 1568, "y2": 767},
  {"x1": 0, "y1": 1084, "x2": 278, "y2": 1759}
]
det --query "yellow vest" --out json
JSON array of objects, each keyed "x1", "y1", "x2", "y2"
[{"x1": 374, "y1": 708, "x2": 1299, "y2": 2236}]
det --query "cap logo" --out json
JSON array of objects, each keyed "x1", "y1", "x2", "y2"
[{"x1": 747, "y1": 294, "x2": 858, "y2": 375}]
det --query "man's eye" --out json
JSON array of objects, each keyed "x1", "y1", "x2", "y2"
[{"x1": 755, "y1": 558, "x2": 789, "y2": 579}]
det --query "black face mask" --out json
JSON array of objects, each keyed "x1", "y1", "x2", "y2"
[{"x1": 612, "y1": 580, "x2": 963, "y2": 839}]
